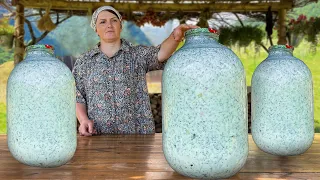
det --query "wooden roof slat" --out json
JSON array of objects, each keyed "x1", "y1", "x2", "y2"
[{"x1": 16, "y1": 0, "x2": 294, "y2": 12}]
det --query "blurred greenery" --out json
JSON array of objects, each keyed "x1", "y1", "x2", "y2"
[
  {"x1": 291, "y1": 2, "x2": 320, "y2": 18},
  {"x1": 0, "y1": 18, "x2": 14, "y2": 35},
  {"x1": 0, "y1": 103, "x2": 6, "y2": 134},
  {"x1": 0, "y1": 46, "x2": 14, "y2": 64},
  {"x1": 0, "y1": 61, "x2": 13, "y2": 134}
]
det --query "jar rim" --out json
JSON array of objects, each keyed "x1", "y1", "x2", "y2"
[
  {"x1": 25, "y1": 44, "x2": 54, "y2": 55},
  {"x1": 269, "y1": 45, "x2": 294, "y2": 53},
  {"x1": 185, "y1": 28, "x2": 219, "y2": 39}
]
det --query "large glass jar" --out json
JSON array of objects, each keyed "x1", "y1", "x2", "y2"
[
  {"x1": 7, "y1": 44, "x2": 77, "y2": 167},
  {"x1": 251, "y1": 45, "x2": 314, "y2": 156},
  {"x1": 162, "y1": 28, "x2": 248, "y2": 179}
]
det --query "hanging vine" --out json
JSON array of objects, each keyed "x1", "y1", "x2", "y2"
[{"x1": 219, "y1": 26, "x2": 265, "y2": 49}]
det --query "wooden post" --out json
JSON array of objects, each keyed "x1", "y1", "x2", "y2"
[
  {"x1": 14, "y1": 2, "x2": 25, "y2": 65},
  {"x1": 277, "y1": 8, "x2": 287, "y2": 45}
]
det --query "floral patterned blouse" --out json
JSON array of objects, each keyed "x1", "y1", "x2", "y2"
[{"x1": 72, "y1": 39, "x2": 165, "y2": 134}]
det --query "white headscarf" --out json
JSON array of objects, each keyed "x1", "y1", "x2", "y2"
[{"x1": 90, "y1": 6, "x2": 122, "y2": 31}]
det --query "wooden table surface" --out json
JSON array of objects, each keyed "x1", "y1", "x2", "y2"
[{"x1": 0, "y1": 134, "x2": 320, "y2": 180}]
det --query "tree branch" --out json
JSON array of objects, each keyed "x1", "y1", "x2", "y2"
[
  {"x1": 241, "y1": 12, "x2": 265, "y2": 22},
  {"x1": 216, "y1": 13, "x2": 234, "y2": 27},
  {"x1": 207, "y1": 20, "x2": 221, "y2": 28},
  {"x1": 258, "y1": 42, "x2": 269, "y2": 53},
  {"x1": 27, "y1": 31, "x2": 50, "y2": 46},
  {"x1": 58, "y1": 15, "x2": 71, "y2": 24},
  {"x1": 268, "y1": 35, "x2": 274, "y2": 46},
  {"x1": 0, "y1": 1, "x2": 13, "y2": 12},
  {"x1": 25, "y1": 12, "x2": 56, "y2": 18},
  {"x1": 234, "y1": 13, "x2": 244, "y2": 27},
  {"x1": 39, "y1": 9, "x2": 43, "y2": 17},
  {"x1": 24, "y1": 18, "x2": 36, "y2": 44},
  {"x1": 26, "y1": 13, "x2": 72, "y2": 46},
  {"x1": 56, "y1": 12, "x2": 60, "y2": 24}
]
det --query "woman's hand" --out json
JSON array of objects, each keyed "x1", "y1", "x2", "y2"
[
  {"x1": 78, "y1": 119, "x2": 96, "y2": 136},
  {"x1": 172, "y1": 24, "x2": 199, "y2": 42}
]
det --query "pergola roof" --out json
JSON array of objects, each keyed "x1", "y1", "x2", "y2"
[{"x1": 12, "y1": 0, "x2": 317, "y2": 14}]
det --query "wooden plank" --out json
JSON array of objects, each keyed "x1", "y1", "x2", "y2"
[
  {"x1": 17, "y1": 0, "x2": 294, "y2": 12},
  {"x1": 234, "y1": 173, "x2": 320, "y2": 179},
  {"x1": 1, "y1": 134, "x2": 320, "y2": 179},
  {"x1": 0, "y1": 170, "x2": 319, "y2": 180}
]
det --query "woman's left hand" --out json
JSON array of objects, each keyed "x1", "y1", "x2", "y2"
[{"x1": 172, "y1": 24, "x2": 199, "y2": 42}]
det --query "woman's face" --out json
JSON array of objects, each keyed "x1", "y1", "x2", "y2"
[{"x1": 96, "y1": 11, "x2": 122, "y2": 42}]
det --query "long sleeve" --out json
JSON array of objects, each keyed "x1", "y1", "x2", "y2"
[
  {"x1": 72, "y1": 56, "x2": 87, "y2": 106},
  {"x1": 135, "y1": 45, "x2": 166, "y2": 73}
]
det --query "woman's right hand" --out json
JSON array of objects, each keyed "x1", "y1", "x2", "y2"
[{"x1": 78, "y1": 119, "x2": 96, "y2": 136}]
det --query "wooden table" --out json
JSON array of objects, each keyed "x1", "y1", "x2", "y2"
[{"x1": 0, "y1": 134, "x2": 320, "y2": 179}]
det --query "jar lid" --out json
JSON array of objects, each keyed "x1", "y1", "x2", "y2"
[{"x1": 25, "y1": 44, "x2": 54, "y2": 55}]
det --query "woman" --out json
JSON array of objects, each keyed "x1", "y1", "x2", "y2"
[{"x1": 72, "y1": 6, "x2": 198, "y2": 136}]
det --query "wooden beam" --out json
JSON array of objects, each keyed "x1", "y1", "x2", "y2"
[
  {"x1": 277, "y1": 8, "x2": 287, "y2": 45},
  {"x1": 18, "y1": 0, "x2": 293, "y2": 12},
  {"x1": 11, "y1": 0, "x2": 18, "y2": 6},
  {"x1": 14, "y1": 3, "x2": 25, "y2": 65}
]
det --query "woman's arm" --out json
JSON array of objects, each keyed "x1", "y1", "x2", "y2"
[
  {"x1": 158, "y1": 24, "x2": 198, "y2": 62},
  {"x1": 72, "y1": 57, "x2": 96, "y2": 136},
  {"x1": 76, "y1": 103, "x2": 95, "y2": 136}
]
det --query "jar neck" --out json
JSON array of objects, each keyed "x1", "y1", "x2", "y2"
[
  {"x1": 25, "y1": 45, "x2": 54, "y2": 60},
  {"x1": 185, "y1": 33, "x2": 219, "y2": 44},
  {"x1": 268, "y1": 45, "x2": 293, "y2": 57},
  {"x1": 183, "y1": 28, "x2": 220, "y2": 48}
]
